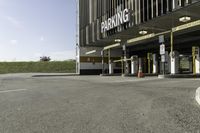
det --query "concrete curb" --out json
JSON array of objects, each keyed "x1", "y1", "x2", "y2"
[
  {"x1": 195, "y1": 87, "x2": 200, "y2": 105},
  {"x1": 158, "y1": 74, "x2": 200, "y2": 79},
  {"x1": 32, "y1": 73, "x2": 79, "y2": 77},
  {"x1": 123, "y1": 73, "x2": 158, "y2": 77},
  {"x1": 100, "y1": 74, "x2": 121, "y2": 76},
  {"x1": 158, "y1": 75, "x2": 167, "y2": 79}
]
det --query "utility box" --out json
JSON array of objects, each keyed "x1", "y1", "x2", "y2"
[
  {"x1": 109, "y1": 60, "x2": 114, "y2": 74},
  {"x1": 131, "y1": 56, "x2": 138, "y2": 74}
]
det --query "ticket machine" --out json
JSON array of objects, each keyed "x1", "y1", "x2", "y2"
[
  {"x1": 131, "y1": 56, "x2": 138, "y2": 74},
  {"x1": 170, "y1": 51, "x2": 180, "y2": 74}
]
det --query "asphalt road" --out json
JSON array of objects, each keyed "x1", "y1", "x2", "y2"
[{"x1": 0, "y1": 74, "x2": 200, "y2": 133}]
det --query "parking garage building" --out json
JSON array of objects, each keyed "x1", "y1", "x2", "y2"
[{"x1": 76, "y1": 0, "x2": 200, "y2": 76}]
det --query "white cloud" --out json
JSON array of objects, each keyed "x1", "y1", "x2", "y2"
[
  {"x1": 10, "y1": 40, "x2": 18, "y2": 45},
  {"x1": 5, "y1": 16, "x2": 24, "y2": 29},
  {"x1": 40, "y1": 36, "x2": 44, "y2": 41}
]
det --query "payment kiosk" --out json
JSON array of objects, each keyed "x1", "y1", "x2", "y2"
[
  {"x1": 131, "y1": 56, "x2": 138, "y2": 74},
  {"x1": 170, "y1": 51, "x2": 180, "y2": 74}
]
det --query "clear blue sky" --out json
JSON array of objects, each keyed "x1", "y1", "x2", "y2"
[{"x1": 0, "y1": 0, "x2": 76, "y2": 61}]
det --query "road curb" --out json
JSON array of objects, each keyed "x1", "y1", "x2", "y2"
[
  {"x1": 158, "y1": 74, "x2": 200, "y2": 79},
  {"x1": 195, "y1": 87, "x2": 200, "y2": 105},
  {"x1": 32, "y1": 73, "x2": 79, "y2": 77}
]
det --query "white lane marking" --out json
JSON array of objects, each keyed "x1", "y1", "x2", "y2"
[
  {"x1": 195, "y1": 87, "x2": 200, "y2": 105},
  {"x1": 0, "y1": 89, "x2": 27, "y2": 94}
]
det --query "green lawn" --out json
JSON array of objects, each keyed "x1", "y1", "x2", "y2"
[{"x1": 0, "y1": 61, "x2": 76, "y2": 74}]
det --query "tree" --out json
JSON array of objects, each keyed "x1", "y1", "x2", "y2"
[{"x1": 40, "y1": 56, "x2": 51, "y2": 62}]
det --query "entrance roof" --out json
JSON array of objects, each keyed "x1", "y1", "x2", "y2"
[{"x1": 94, "y1": 2, "x2": 200, "y2": 47}]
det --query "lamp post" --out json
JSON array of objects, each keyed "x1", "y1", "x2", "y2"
[{"x1": 75, "y1": 0, "x2": 80, "y2": 74}]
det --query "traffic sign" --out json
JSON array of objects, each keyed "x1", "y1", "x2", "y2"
[
  {"x1": 159, "y1": 35, "x2": 165, "y2": 43},
  {"x1": 160, "y1": 44, "x2": 165, "y2": 55},
  {"x1": 122, "y1": 45, "x2": 126, "y2": 51}
]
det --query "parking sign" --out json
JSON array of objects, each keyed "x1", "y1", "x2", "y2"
[{"x1": 160, "y1": 44, "x2": 165, "y2": 55}]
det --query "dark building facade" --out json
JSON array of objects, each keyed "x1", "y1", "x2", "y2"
[{"x1": 78, "y1": 0, "x2": 200, "y2": 75}]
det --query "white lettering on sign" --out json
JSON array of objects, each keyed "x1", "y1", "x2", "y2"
[{"x1": 101, "y1": 9, "x2": 130, "y2": 33}]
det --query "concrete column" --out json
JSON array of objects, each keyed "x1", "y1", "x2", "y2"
[
  {"x1": 138, "y1": 58, "x2": 143, "y2": 73},
  {"x1": 170, "y1": 51, "x2": 180, "y2": 74},
  {"x1": 123, "y1": 44, "x2": 129, "y2": 75},
  {"x1": 167, "y1": 52, "x2": 171, "y2": 74},
  {"x1": 165, "y1": 51, "x2": 170, "y2": 73},
  {"x1": 195, "y1": 47, "x2": 200, "y2": 74},
  {"x1": 109, "y1": 60, "x2": 114, "y2": 74},
  {"x1": 131, "y1": 56, "x2": 138, "y2": 74},
  {"x1": 153, "y1": 54, "x2": 158, "y2": 74}
]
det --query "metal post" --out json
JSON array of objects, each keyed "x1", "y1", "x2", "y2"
[
  {"x1": 108, "y1": 49, "x2": 111, "y2": 74},
  {"x1": 138, "y1": 58, "x2": 144, "y2": 78},
  {"x1": 193, "y1": 55, "x2": 196, "y2": 74},
  {"x1": 147, "y1": 53, "x2": 151, "y2": 74},
  {"x1": 108, "y1": 49, "x2": 111, "y2": 62},
  {"x1": 192, "y1": 47, "x2": 196, "y2": 74},
  {"x1": 101, "y1": 50, "x2": 104, "y2": 74},
  {"x1": 163, "y1": 62, "x2": 165, "y2": 75},
  {"x1": 75, "y1": 0, "x2": 80, "y2": 74},
  {"x1": 170, "y1": 31, "x2": 174, "y2": 75},
  {"x1": 121, "y1": 57, "x2": 124, "y2": 74},
  {"x1": 170, "y1": 31, "x2": 174, "y2": 55},
  {"x1": 123, "y1": 44, "x2": 128, "y2": 74}
]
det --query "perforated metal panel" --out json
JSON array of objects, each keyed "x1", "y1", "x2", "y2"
[{"x1": 79, "y1": 0, "x2": 199, "y2": 46}]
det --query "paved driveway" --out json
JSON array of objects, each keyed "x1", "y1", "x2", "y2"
[{"x1": 0, "y1": 74, "x2": 200, "y2": 133}]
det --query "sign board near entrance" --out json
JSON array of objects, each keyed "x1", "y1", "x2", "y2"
[
  {"x1": 159, "y1": 35, "x2": 165, "y2": 43},
  {"x1": 160, "y1": 44, "x2": 165, "y2": 55},
  {"x1": 101, "y1": 8, "x2": 130, "y2": 33}
]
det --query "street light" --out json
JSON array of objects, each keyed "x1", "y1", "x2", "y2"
[
  {"x1": 75, "y1": 0, "x2": 80, "y2": 74},
  {"x1": 179, "y1": 16, "x2": 191, "y2": 23},
  {"x1": 85, "y1": 50, "x2": 97, "y2": 55},
  {"x1": 139, "y1": 30, "x2": 148, "y2": 35},
  {"x1": 115, "y1": 39, "x2": 121, "y2": 43}
]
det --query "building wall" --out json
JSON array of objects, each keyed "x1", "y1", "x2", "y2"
[
  {"x1": 79, "y1": 0, "x2": 198, "y2": 47},
  {"x1": 79, "y1": 47, "x2": 122, "y2": 75},
  {"x1": 78, "y1": 0, "x2": 200, "y2": 75}
]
